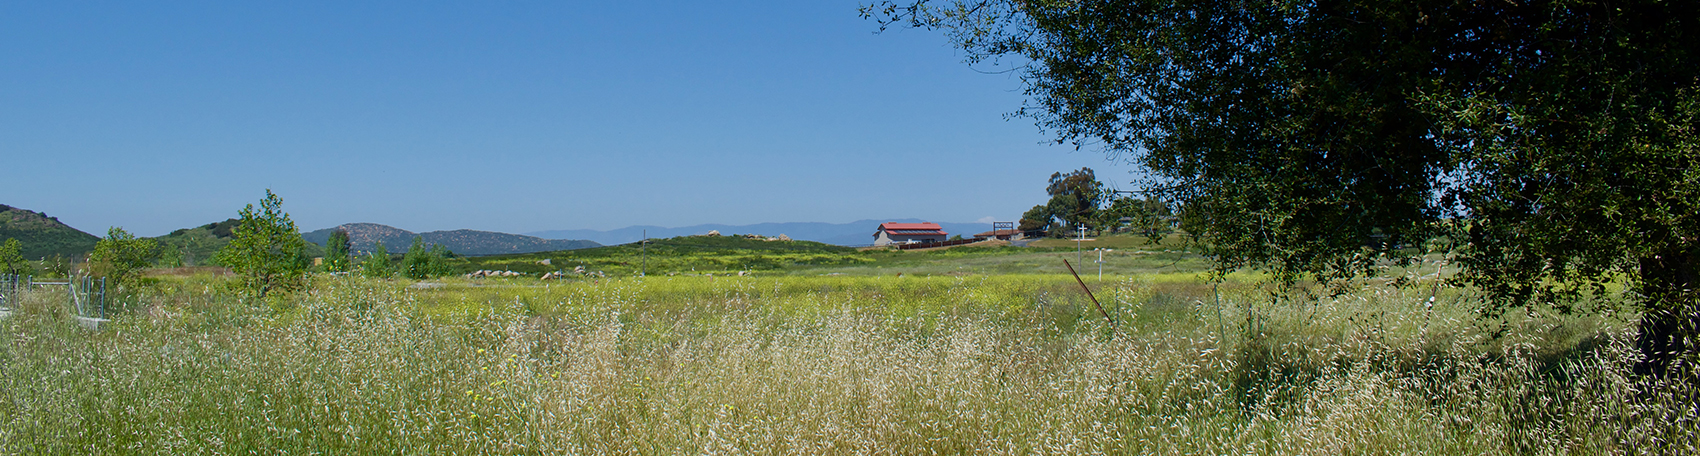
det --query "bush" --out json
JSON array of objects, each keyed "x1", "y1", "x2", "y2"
[{"x1": 88, "y1": 227, "x2": 158, "y2": 288}]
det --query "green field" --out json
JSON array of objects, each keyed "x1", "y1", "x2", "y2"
[
  {"x1": 452, "y1": 233, "x2": 1209, "y2": 278},
  {"x1": 1, "y1": 238, "x2": 1693, "y2": 453}
]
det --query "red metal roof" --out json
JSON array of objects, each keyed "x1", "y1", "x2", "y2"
[{"x1": 878, "y1": 222, "x2": 946, "y2": 236}]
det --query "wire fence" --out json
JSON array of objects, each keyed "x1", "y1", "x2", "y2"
[{"x1": 0, "y1": 273, "x2": 107, "y2": 319}]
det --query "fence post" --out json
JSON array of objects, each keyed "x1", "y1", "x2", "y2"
[{"x1": 99, "y1": 277, "x2": 106, "y2": 319}]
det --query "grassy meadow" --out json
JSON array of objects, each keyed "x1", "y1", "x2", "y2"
[{"x1": 2, "y1": 237, "x2": 1697, "y2": 454}]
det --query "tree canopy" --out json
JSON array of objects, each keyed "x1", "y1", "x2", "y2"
[
  {"x1": 865, "y1": 0, "x2": 1700, "y2": 373},
  {"x1": 1045, "y1": 168, "x2": 1105, "y2": 233},
  {"x1": 88, "y1": 227, "x2": 157, "y2": 288}
]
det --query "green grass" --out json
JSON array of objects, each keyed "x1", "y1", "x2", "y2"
[
  {"x1": 453, "y1": 235, "x2": 872, "y2": 277},
  {"x1": 446, "y1": 233, "x2": 1210, "y2": 279},
  {"x1": 2, "y1": 269, "x2": 1694, "y2": 453}
]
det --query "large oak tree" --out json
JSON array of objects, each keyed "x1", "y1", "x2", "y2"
[{"x1": 864, "y1": 0, "x2": 1700, "y2": 375}]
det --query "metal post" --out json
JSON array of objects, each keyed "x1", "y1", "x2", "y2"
[
  {"x1": 1076, "y1": 225, "x2": 1087, "y2": 265},
  {"x1": 641, "y1": 229, "x2": 647, "y2": 277},
  {"x1": 100, "y1": 277, "x2": 106, "y2": 319},
  {"x1": 1097, "y1": 248, "x2": 1103, "y2": 280}
]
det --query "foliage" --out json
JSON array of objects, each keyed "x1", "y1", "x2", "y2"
[
  {"x1": 0, "y1": 238, "x2": 29, "y2": 275},
  {"x1": 865, "y1": 0, "x2": 1700, "y2": 373},
  {"x1": 154, "y1": 243, "x2": 184, "y2": 268},
  {"x1": 36, "y1": 254, "x2": 70, "y2": 277},
  {"x1": 88, "y1": 227, "x2": 158, "y2": 288},
  {"x1": 1100, "y1": 196, "x2": 1173, "y2": 239},
  {"x1": 360, "y1": 242, "x2": 394, "y2": 278},
  {"x1": 324, "y1": 229, "x2": 352, "y2": 273},
  {"x1": 214, "y1": 190, "x2": 310, "y2": 298},
  {"x1": 401, "y1": 236, "x2": 455, "y2": 279},
  {"x1": 1044, "y1": 168, "x2": 1104, "y2": 234},
  {"x1": 1017, "y1": 204, "x2": 1053, "y2": 235}
]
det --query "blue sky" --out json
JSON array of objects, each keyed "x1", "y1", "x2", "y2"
[{"x1": 1, "y1": 1, "x2": 1134, "y2": 237}]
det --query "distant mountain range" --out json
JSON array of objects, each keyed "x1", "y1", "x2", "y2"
[
  {"x1": 0, "y1": 204, "x2": 100, "y2": 259},
  {"x1": 303, "y1": 223, "x2": 600, "y2": 256},
  {"x1": 526, "y1": 219, "x2": 1004, "y2": 246}
]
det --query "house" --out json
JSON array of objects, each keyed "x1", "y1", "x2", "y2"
[{"x1": 873, "y1": 222, "x2": 947, "y2": 246}]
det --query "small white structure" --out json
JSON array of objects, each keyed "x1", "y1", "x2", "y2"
[{"x1": 872, "y1": 222, "x2": 948, "y2": 246}]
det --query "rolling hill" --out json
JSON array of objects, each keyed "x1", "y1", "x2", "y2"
[
  {"x1": 302, "y1": 223, "x2": 600, "y2": 256},
  {"x1": 149, "y1": 219, "x2": 328, "y2": 266},
  {"x1": 0, "y1": 204, "x2": 100, "y2": 259}
]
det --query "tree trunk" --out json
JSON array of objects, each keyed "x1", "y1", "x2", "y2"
[{"x1": 1636, "y1": 247, "x2": 1700, "y2": 377}]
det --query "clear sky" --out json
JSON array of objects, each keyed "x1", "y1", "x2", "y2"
[{"x1": 1, "y1": 1, "x2": 1134, "y2": 237}]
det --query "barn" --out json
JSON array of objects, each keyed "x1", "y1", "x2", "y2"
[{"x1": 872, "y1": 222, "x2": 947, "y2": 246}]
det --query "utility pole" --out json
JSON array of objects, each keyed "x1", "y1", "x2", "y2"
[{"x1": 641, "y1": 229, "x2": 647, "y2": 277}]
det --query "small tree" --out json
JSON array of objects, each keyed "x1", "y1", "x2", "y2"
[
  {"x1": 428, "y1": 244, "x2": 454, "y2": 277},
  {"x1": 88, "y1": 227, "x2": 158, "y2": 288},
  {"x1": 324, "y1": 229, "x2": 352, "y2": 273},
  {"x1": 214, "y1": 190, "x2": 309, "y2": 298},
  {"x1": 402, "y1": 236, "x2": 431, "y2": 279},
  {"x1": 361, "y1": 242, "x2": 393, "y2": 278},
  {"x1": 402, "y1": 237, "x2": 457, "y2": 279},
  {"x1": 0, "y1": 238, "x2": 30, "y2": 276}
]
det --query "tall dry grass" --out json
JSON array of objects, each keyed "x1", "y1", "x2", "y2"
[{"x1": 0, "y1": 274, "x2": 1693, "y2": 454}]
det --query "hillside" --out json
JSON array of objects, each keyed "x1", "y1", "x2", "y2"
[
  {"x1": 303, "y1": 223, "x2": 600, "y2": 256},
  {"x1": 0, "y1": 204, "x2": 100, "y2": 259},
  {"x1": 149, "y1": 218, "x2": 325, "y2": 266}
]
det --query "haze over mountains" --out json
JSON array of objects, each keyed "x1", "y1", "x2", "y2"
[{"x1": 527, "y1": 219, "x2": 1003, "y2": 246}]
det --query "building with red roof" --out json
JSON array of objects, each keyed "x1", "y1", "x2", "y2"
[{"x1": 873, "y1": 222, "x2": 947, "y2": 246}]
